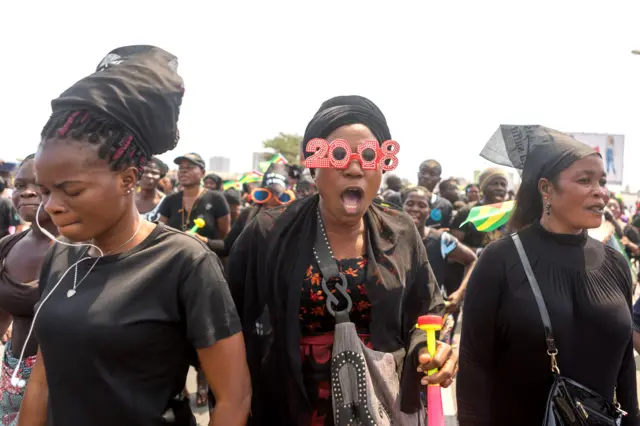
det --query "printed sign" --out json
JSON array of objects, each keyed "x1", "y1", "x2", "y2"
[{"x1": 567, "y1": 133, "x2": 625, "y2": 184}]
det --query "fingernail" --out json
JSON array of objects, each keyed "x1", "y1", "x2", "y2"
[
  {"x1": 417, "y1": 367, "x2": 423, "y2": 373},
  {"x1": 421, "y1": 378, "x2": 428, "y2": 386}
]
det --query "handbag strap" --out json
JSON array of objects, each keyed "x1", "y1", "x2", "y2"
[
  {"x1": 511, "y1": 232, "x2": 560, "y2": 374},
  {"x1": 313, "y1": 208, "x2": 353, "y2": 321}
]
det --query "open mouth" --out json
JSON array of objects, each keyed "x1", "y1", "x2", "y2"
[
  {"x1": 587, "y1": 205, "x2": 604, "y2": 215},
  {"x1": 341, "y1": 187, "x2": 364, "y2": 215}
]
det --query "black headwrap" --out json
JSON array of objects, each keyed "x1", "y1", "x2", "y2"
[
  {"x1": 301, "y1": 95, "x2": 392, "y2": 163},
  {"x1": 480, "y1": 125, "x2": 598, "y2": 185},
  {"x1": 51, "y1": 45, "x2": 184, "y2": 157}
]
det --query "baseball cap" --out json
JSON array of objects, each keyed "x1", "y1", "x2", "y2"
[{"x1": 174, "y1": 153, "x2": 205, "y2": 170}]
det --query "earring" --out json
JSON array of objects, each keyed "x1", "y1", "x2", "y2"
[
  {"x1": 544, "y1": 201, "x2": 551, "y2": 217},
  {"x1": 125, "y1": 189, "x2": 132, "y2": 195}
]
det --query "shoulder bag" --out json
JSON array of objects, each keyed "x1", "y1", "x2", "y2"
[
  {"x1": 512, "y1": 232, "x2": 626, "y2": 426},
  {"x1": 313, "y1": 209, "x2": 425, "y2": 426}
]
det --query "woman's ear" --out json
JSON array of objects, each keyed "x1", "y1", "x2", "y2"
[
  {"x1": 538, "y1": 178, "x2": 553, "y2": 199},
  {"x1": 120, "y1": 167, "x2": 138, "y2": 195}
]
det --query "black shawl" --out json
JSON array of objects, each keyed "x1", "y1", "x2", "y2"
[{"x1": 227, "y1": 194, "x2": 445, "y2": 425}]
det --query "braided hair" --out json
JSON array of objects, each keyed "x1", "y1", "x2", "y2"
[{"x1": 40, "y1": 110, "x2": 147, "y2": 177}]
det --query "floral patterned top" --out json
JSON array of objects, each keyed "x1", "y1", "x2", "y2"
[
  {"x1": 299, "y1": 255, "x2": 373, "y2": 425},
  {"x1": 299, "y1": 255, "x2": 372, "y2": 335}
]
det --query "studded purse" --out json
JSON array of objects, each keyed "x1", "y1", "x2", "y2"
[{"x1": 313, "y1": 209, "x2": 425, "y2": 426}]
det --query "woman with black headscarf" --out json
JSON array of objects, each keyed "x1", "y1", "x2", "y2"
[
  {"x1": 457, "y1": 125, "x2": 640, "y2": 425},
  {"x1": 18, "y1": 46, "x2": 250, "y2": 426},
  {"x1": 228, "y1": 95, "x2": 457, "y2": 425}
]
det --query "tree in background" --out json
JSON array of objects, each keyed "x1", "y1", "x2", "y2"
[{"x1": 263, "y1": 133, "x2": 303, "y2": 164}]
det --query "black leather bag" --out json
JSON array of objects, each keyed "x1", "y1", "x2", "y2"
[{"x1": 512, "y1": 233, "x2": 626, "y2": 426}]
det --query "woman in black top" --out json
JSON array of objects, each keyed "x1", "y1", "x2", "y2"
[
  {"x1": 457, "y1": 125, "x2": 640, "y2": 425},
  {"x1": 159, "y1": 153, "x2": 231, "y2": 250},
  {"x1": 18, "y1": 45, "x2": 250, "y2": 426},
  {"x1": 228, "y1": 95, "x2": 457, "y2": 425},
  {"x1": 401, "y1": 186, "x2": 476, "y2": 338}
]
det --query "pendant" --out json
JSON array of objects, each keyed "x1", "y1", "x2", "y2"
[{"x1": 67, "y1": 289, "x2": 77, "y2": 298}]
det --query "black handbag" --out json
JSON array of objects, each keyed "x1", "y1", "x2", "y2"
[{"x1": 512, "y1": 233, "x2": 627, "y2": 425}]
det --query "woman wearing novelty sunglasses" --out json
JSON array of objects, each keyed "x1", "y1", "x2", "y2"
[{"x1": 227, "y1": 95, "x2": 457, "y2": 425}]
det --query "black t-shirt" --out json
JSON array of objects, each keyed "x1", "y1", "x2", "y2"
[
  {"x1": 0, "y1": 197, "x2": 21, "y2": 239},
  {"x1": 159, "y1": 189, "x2": 230, "y2": 240},
  {"x1": 425, "y1": 195, "x2": 453, "y2": 229},
  {"x1": 35, "y1": 223, "x2": 241, "y2": 426}
]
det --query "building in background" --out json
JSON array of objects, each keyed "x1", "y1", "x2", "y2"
[
  {"x1": 251, "y1": 151, "x2": 274, "y2": 170},
  {"x1": 208, "y1": 156, "x2": 231, "y2": 173}
]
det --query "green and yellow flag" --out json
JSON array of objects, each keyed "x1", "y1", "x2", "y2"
[
  {"x1": 223, "y1": 170, "x2": 263, "y2": 191},
  {"x1": 460, "y1": 200, "x2": 515, "y2": 232},
  {"x1": 259, "y1": 153, "x2": 288, "y2": 172}
]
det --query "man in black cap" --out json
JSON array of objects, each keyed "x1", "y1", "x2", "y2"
[
  {"x1": 158, "y1": 152, "x2": 231, "y2": 251},
  {"x1": 174, "y1": 152, "x2": 206, "y2": 171}
]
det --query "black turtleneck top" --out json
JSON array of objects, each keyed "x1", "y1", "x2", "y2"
[{"x1": 457, "y1": 221, "x2": 640, "y2": 426}]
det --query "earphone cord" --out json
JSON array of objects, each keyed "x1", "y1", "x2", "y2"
[
  {"x1": 71, "y1": 217, "x2": 143, "y2": 292},
  {"x1": 10, "y1": 205, "x2": 143, "y2": 388}
]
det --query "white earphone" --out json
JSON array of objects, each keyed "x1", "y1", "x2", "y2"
[{"x1": 10, "y1": 202, "x2": 104, "y2": 388}]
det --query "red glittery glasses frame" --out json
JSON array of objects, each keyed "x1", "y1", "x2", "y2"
[{"x1": 304, "y1": 138, "x2": 400, "y2": 171}]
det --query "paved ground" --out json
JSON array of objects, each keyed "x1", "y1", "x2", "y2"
[{"x1": 184, "y1": 367, "x2": 209, "y2": 425}]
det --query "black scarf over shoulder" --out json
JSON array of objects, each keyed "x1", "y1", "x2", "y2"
[{"x1": 227, "y1": 194, "x2": 445, "y2": 425}]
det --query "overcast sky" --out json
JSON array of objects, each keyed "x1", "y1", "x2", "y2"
[{"x1": 2, "y1": 1, "x2": 639, "y2": 188}]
